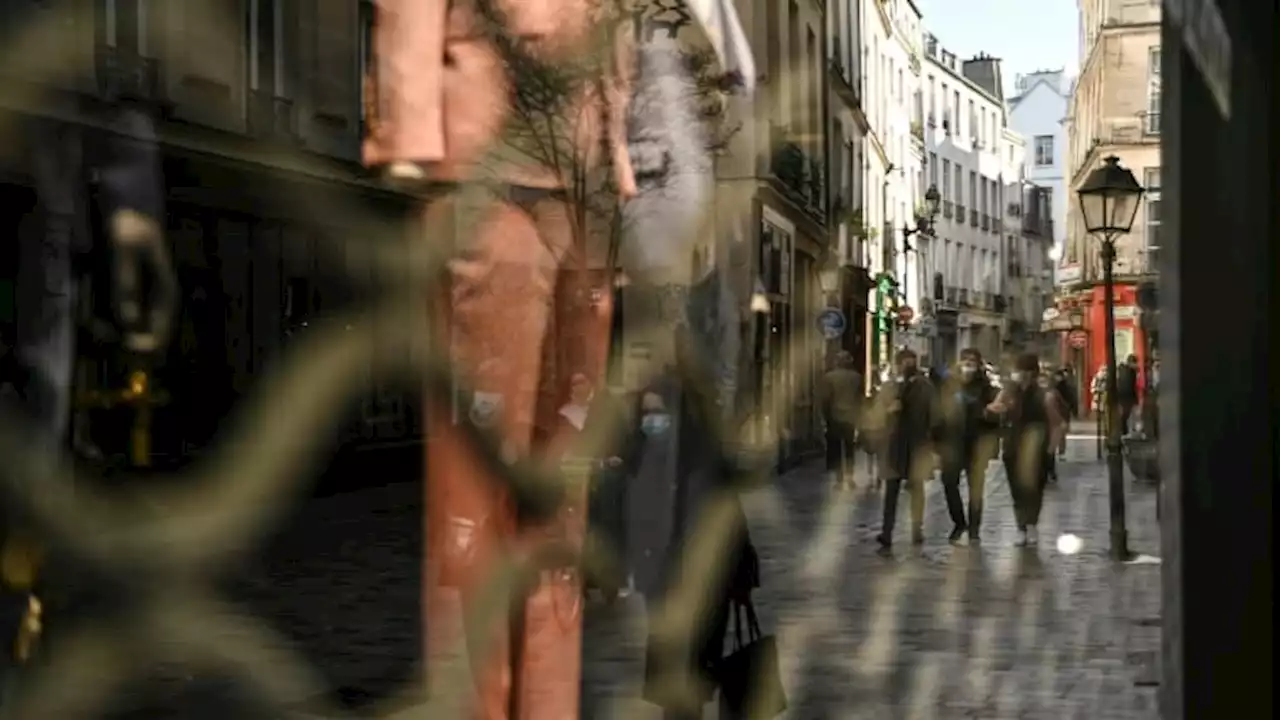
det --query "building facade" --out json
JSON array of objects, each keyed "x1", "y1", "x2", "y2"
[
  {"x1": 725, "y1": 0, "x2": 830, "y2": 463},
  {"x1": 1062, "y1": 0, "x2": 1161, "y2": 408},
  {"x1": 856, "y1": 0, "x2": 924, "y2": 373},
  {"x1": 825, "y1": 0, "x2": 871, "y2": 387},
  {"x1": 918, "y1": 34, "x2": 1014, "y2": 366},
  {"x1": 1008, "y1": 70, "x2": 1071, "y2": 268},
  {"x1": 0, "y1": 0, "x2": 418, "y2": 462}
]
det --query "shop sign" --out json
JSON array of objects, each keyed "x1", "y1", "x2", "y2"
[{"x1": 1068, "y1": 329, "x2": 1089, "y2": 349}]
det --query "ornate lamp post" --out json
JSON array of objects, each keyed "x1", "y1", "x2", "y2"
[
  {"x1": 899, "y1": 185, "x2": 941, "y2": 321},
  {"x1": 1077, "y1": 155, "x2": 1145, "y2": 561}
]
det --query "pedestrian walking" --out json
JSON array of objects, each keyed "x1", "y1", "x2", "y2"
[
  {"x1": 935, "y1": 349, "x2": 1001, "y2": 546},
  {"x1": 1038, "y1": 372, "x2": 1069, "y2": 483},
  {"x1": 630, "y1": 355, "x2": 762, "y2": 720},
  {"x1": 1116, "y1": 354, "x2": 1141, "y2": 435},
  {"x1": 986, "y1": 353, "x2": 1063, "y2": 547},
  {"x1": 819, "y1": 351, "x2": 863, "y2": 490},
  {"x1": 1052, "y1": 367, "x2": 1076, "y2": 457},
  {"x1": 866, "y1": 349, "x2": 937, "y2": 549}
]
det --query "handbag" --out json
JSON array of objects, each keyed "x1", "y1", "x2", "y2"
[{"x1": 715, "y1": 597, "x2": 786, "y2": 719}]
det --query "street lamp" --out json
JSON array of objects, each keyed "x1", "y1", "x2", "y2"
[
  {"x1": 898, "y1": 184, "x2": 941, "y2": 326},
  {"x1": 818, "y1": 263, "x2": 840, "y2": 296},
  {"x1": 1077, "y1": 155, "x2": 1145, "y2": 561}
]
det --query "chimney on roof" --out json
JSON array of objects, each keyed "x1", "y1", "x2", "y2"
[{"x1": 962, "y1": 54, "x2": 1004, "y2": 102}]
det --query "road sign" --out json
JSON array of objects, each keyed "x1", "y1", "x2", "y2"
[
  {"x1": 816, "y1": 308, "x2": 847, "y2": 339},
  {"x1": 896, "y1": 305, "x2": 915, "y2": 324},
  {"x1": 1068, "y1": 329, "x2": 1089, "y2": 349}
]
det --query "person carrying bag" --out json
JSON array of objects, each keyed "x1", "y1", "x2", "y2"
[{"x1": 715, "y1": 595, "x2": 787, "y2": 719}]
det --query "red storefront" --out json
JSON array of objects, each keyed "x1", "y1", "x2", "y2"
[{"x1": 1057, "y1": 283, "x2": 1150, "y2": 412}]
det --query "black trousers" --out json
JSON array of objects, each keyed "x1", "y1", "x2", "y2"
[
  {"x1": 941, "y1": 453, "x2": 988, "y2": 533},
  {"x1": 881, "y1": 476, "x2": 926, "y2": 537},
  {"x1": 824, "y1": 420, "x2": 858, "y2": 479},
  {"x1": 1004, "y1": 451, "x2": 1048, "y2": 530},
  {"x1": 1119, "y1": 403, "x2": 1136, "y2": 435}
]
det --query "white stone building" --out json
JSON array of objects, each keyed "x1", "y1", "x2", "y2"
[
  {"x1": 856, "y1": 0, "x2": 925, "y2": 367},
  {"x1": 1002, "y1": 136, "x2": 1057, "y2": 360},
  {"x1": 916, "y1": 33, "x2": 1015, "y2": 364},
  {"x1": 1007, "y1": 70, "x2": 1071, "y2": 277}
]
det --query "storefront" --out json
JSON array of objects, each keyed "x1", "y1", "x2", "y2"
[{"x1": 1057, "y1": 283, "x2": 1150, "y2": 410}]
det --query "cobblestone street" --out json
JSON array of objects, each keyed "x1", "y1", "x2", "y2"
[
  {"x1": 99, "y1": 438, "x2": 1163, "y2": 718},
  {"x1": 581, "y1": 438, "x2": 1164, "y2": 719}
]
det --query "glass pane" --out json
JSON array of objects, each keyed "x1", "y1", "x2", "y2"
[{"x1": 1108, "y1": 191, "x2": 1140, "y2": 232}]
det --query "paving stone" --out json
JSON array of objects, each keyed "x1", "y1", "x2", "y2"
[{"x1": 100, "y1": 439, "x2": 1160, "y2": 718}]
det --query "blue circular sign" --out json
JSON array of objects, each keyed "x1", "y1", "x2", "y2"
[{"x1": 816, "y1": 308, "x2": 847, "y2": 339}]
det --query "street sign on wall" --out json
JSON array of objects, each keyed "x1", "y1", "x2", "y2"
[{"x1": 816, "y1": 307, "x2": 847, "y2": 339}]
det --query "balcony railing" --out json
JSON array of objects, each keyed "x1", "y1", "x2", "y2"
[
  {"x1": 943, "y1": 201, "x2": 953, "y2": 219},
  {"x1": 956, "y1": 203, "x2": 966, "y2": 220},
  {"x1": 980, "y1": 213, "x2": 989, "y2": 231},
  {"x1": 1094, "y1": 116, "x2": 1161, "y2": 146},
  {"x1": 769, "y1": 125, "x2": 827, "y2": 221},
  {"x1": 1144, "y1": 111, "x2": 1162, "y2": 135},
  {"x1": 970, "y1": 209, "x2": 979, "y2": 227},
  {"x1": 910, "y1": 121, "x2": 924, "y2": 142},
  {"x1": 959, "y1": 288, "x2": 970, "y2": 306}
]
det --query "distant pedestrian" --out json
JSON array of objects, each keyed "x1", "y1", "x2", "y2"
[
  {"x1": 1090, "y1": 365, "x2": 1108, "y2": 419},
  {"x1": 986, "y1": 353, "x2": 1062, "y2": 546},
  {"x1": 867, "y1": 349, "x2": 936, "y2": 549},
  {"x1": 819, "y1": 351, "x2": 863, "y2": 490},
  {"x1": 935, "y1": 349, "x2": 1001, "y2": 545},
  {"x1": 1038, "y1": 372, "x2": 1069, "y2": 483},
  {"x1": 1053, "y1": 367, "x2": 1077, "y2": 458},
  {"x1": 1116, "y1": 354, "x2": 1140, "y2": 434}
]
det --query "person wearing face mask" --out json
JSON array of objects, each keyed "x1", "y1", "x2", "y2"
[
  {"x1": 986, "y1": 353, "x2": 1064, "y2": 546},
  {"x1": 935, "y1": 349, "x2": 1001, "y2": 545},
  {"x1": 866, "y1": 349, "x2": 937, "y2": 549}
]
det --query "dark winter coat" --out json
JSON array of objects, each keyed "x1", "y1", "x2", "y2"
[
  {"x1": 637, "y1": 369, "x2": 760, "y2": 714},
  {"x1": 867, "y1": 374, "x2": 937, "y2": 481},
  {"x1": 996, "y1": 383, "x2": 1053, "y2": 461},
  {"x1": 935, "y1": 372, "x2": 1001, "y2": 470}
]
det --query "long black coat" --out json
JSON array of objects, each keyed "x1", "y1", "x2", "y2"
[
  {"x1": 867, "y1": 374, "x2": 937, "y2": 481},
  {"x1": 935, "y1": 373, "x2": 1001, "y2": 470},
  {"x1": 636, "y1": 373, "x2": 760, "y2": 714}
]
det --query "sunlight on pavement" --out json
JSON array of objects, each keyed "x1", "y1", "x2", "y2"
[{"x1": 1056, "y1": 533, "x2": 1084, "y2": 555}]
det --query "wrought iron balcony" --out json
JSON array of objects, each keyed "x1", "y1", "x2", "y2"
[{"x1": 768, "y1": 125, "x2": 827, "y2": 221}]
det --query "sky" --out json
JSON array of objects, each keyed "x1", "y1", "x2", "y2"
[{"x1": 913, "y1": 0, "x2": 1080, "y2": 96}]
